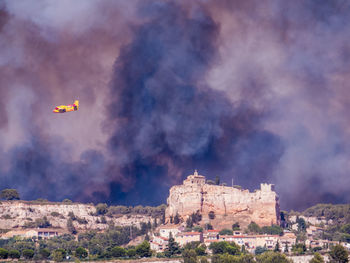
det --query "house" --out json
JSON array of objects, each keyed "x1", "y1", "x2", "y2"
[
  {"x1": 203, "y1": 230, "x2": 220, "y2": 240},
  {"x1": 175, "y1": 232, "x2": 203, "y2": 246},
  {"x1": 255, "y1": 235, "x2": 279, "y2": 249},
  {"x1": 279, "y1": 232, "x2": 296, "y2": 252},
  {"x1": 150, "y1": 236, "x2": 169, "y2": 252},
  {"x1": 305, "y1": 239, "x2": 331, "y2": 249},
  {"x1": 306, "y1": 225, "x2": 324, "y2": 238},
  {"x1": 219, "y1": 235, "x2": 257, "y2": 252},
  {"x1": 0, "y1": 228, "x2": 65, "y2": 239},
  {"x1": 158, "y1": 225, "x2": 181, "y2": 238}
]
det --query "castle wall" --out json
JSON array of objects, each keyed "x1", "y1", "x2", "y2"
[{"x1": 166, "y1": 172, "x2": 280, "y2": 229}]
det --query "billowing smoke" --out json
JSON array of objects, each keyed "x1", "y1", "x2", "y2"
[{"x1": 1, "y1": 0, "x2": 350, "y2": 210}]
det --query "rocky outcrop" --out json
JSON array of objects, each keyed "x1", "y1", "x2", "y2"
[
  {"x1": 165, "y1": 171, "x2": 280, "y2": 229},
  {"x1": 0, "y1": 201, "x2": 152, "y2": 231}
]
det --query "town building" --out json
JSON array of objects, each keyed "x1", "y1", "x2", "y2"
[
  {"x1": 0, "y1": 228, "x2": 65, "y2": 239},
  {"x1": 175, "y1": 232, "x2": 203, "y2": 246}
]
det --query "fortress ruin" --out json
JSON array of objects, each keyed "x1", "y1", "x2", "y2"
[{"x1": 165, "y1": 170, "x2": 280, "y2": 229}]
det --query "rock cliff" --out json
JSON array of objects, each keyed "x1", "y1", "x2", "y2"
[
  {"x1": 165, "y1": 171, "x2": 280, "y2": 229},
  {"x1": 0, "y1": 201, "x2": 152, "y2": 231}
]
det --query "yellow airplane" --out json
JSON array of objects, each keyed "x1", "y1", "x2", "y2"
[{"x1": 53, "y1": 100, "x2": 79, "y2": 113}]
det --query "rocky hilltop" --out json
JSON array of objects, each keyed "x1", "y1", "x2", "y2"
[
  {"x1": 0, "y1": 201, "x2": 153, "y2": 231},
  {"x1": 166, "y1": 171, "x2": 280, "y2": 229}
]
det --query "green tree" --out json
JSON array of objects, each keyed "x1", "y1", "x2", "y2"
[
  {"x1": 52, "y1": 248, "x2": 66, "y2": 262},
  {"x1": 232, "y1": 222, "x2": 240, "y2": 230},
  {"x1": 35, "y1": 216, "x2": 51, "y2": 228},
  {"x1": 165, "y1": 234, "x2": 181, "y2": 257},
  {"x1": 296, "y1": 217, "x2": 307, "y2": 232},
  {"x1": 186, "y1": 216, "x2": 193, "y2": 228},
  {"x1": 256, "y1": 251, "x2": 290, "y2": 263},
  {"x1": 22, "y1": 249, "x2": 34, "y2": 259},
  {"x1": 0, "y1": 189, "x2": 20, "y2": 200},
  {"x1": 39, "y1": 248, "x2": 50, "y2": 259},
  {"x1": 0, "y1": 248, "x2": 8, "y2": 259},
  {"x1": 329, "y1": 244, "x2": 349, "y2": 263},
  {"x1": 135, "y1": 241, "x2": 151, "y2": 257},
  {"x1": 127, "y1": 248, "x2": 136, "y2": 258},
  {"x1": 62, "y1": 198, "x2": 72, "y2": 203},
  {"x1": 8, "y1": 249, "x2": 20, "y2": 259},
  {"x1": 215, "y1": 176, "x2": 220, "y2": 185},
  {"x1": 310, "y1": 252, "x2": 325, "y2": 263},
  {"x1": 247, "y1": 222, "x2": 261, "y2": 234},
  {"x1": 174, "y1": 213, "x2": 180, "y2": 224},
  {"x1": 292, "y1": 243, "x2": 306, "y2": 255},
  {"x1": 255, "y1": 246, "x2": 268, "y2": 255},
  {"x1": 261, "y1": 225, "x2": 284, "y2": 236},
  {"x1": 209, "y1": 241, "x2": 240, "y2": 255},
  {"x1": 284, "y1": 243, "x2": 289, "y2": 253},
  {"x1": 67, "y1": 218, "x2": 77, "y2": 234},
  {"x1": 195, "y1": 244, "x2": 207, "y2": 256},
  {"x1": 183, "y1": 249, "x2": 197, "y2": 263},
  {"x1": 219, "y1": 228, "x2": 233, "y2": 235},
  {"x1": 75, "y1": 247, "x2": 88, "y2": 258},
  {"x1": 111, "y1": 246, "x2": 126, "y2": 258},
  {"x1": 274, "y1": 241, "x2": 280, "y2": 252},
  {"x1": 96, "y1": 203, "x2": 108, "y2": 215}
]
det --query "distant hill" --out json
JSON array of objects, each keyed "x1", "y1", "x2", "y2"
[{"x1": 301, "y1": 203, "x2": 350, "y2": 224}]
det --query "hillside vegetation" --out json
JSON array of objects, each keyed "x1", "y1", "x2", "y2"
[{"x1": 302, "y1": 203, "x2": 350, "y2": 224}]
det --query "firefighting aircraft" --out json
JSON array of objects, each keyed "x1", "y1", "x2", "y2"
[{"x1": 53, "y1": 100, "x2": 79, "y2": 113}]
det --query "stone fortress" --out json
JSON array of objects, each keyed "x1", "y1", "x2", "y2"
[{"x1": 165, "y1": 170, "x2": 280, "y2": 229}]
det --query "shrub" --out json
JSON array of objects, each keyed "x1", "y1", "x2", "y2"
[
  {"x1": 52, "y1": 248, "x2": 66, "y2": 262},
  {"x1": 1, "y1": 214, "x2": 12, "y2": 219},
  {"x1": 8, "y1": 249, "x2": 20, "y2": 259},
  {"x1": 136, "y1": 241, "x2": 152, "y2": 257},
  {"x1": 256, "y1": 251, "x2": 290, "y2": 263},
  {"x1": 76, "y1": 217, "x2": 88, "y2": 224},
  {"x1": 0, "y1": 189, "x2": 20, "y2": 200},
  {"x1": 255, "y1": 246, "x2": 268, "y2": 255},
  {"x1": 67, "y1": 218, "x2": 77, "y2": 234},
  {"x1": 183, "y1": 249, "x2": 197, "y2": 263},
  {"x1": 329, "y1": 244, "x2": 348, "y2": 263},
  {"x1": 219, "y1": 229, "x2": 233, "y2": 235},
  {"x1": 96, "y1": 203, "x2": 108, "y2": 215},
  {"x1": 39, "y1": 248, "x2": 50, "y2": 259},
  {"x1": 208, "y1": 211, "x2": 215, "y2": 220},
  {"x1": 195, "y1": 245, "x2": 207, "y2": 256},
  {"x1": 22, "y1": 249, "x2": 34, "y2": 259},
  {"x1": 232, "y1": 222, "x2": 240, "y2": 230},
  {"x1": 209, "y1": 241, "x2": 240, "y2": 255},
  {"x1": 247, "y1": 221, "x2": 261, "y2": 234},
  {"x1": 51, "y1": 211, "x2": 61, "y2": 217},
  {"x1": 76, "y1": 247, "x2": 88, "y2": 258},
  {"x1": 127, "y1": 248, "x2": 136, "y2": 258},
  {"x1": 0, "y1": 248, "x2": 8, "y2": 259},
  {"x1": 63, "y1": 199, "x2": 72, "y2": 203},
  {"x1": 111, "y1": 246, "x2": 126, "y2": 258},
  {"x1": 35, "y1": 216, "x2": 51, "y2": 228},
  {"x1": 310, "y1": 252, "x2": 325, "y2": 263}
]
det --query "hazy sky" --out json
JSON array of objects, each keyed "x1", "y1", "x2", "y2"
[{"x1": 1, "y1": 0, "x2": 350, "y2": 210}]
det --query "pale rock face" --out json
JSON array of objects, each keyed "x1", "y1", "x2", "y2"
[
  {"x1": 165, "y1": 171, "x2": 280, "y2": 229},
  {"x1": 0, "y1": 201, "x2": 152, "y2": 231}
]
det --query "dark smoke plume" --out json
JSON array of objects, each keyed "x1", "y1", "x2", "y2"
[{"x1": 1, "y1": 0, "x2": 350, "y2": 210}]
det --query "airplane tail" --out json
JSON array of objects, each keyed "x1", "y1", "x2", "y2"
[{"x1": 73, "y1": 100, "x2": 79, "y2": 111}]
